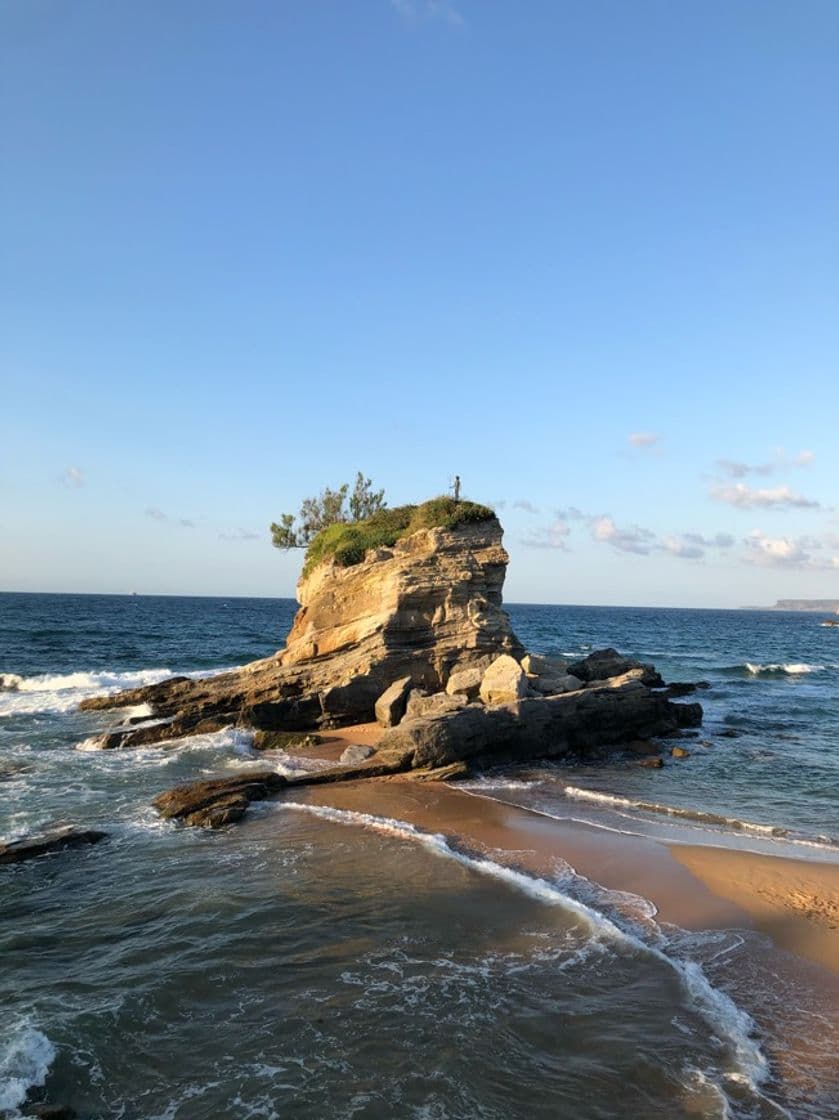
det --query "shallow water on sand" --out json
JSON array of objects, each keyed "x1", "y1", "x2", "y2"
[{"x1": 1, "y1": 593, "x2": 838, "y2": 1117}]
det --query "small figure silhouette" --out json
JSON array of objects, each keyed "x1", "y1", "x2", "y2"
[{"x1": 453, "y1": 475, "x2": 461, "y2": 501}]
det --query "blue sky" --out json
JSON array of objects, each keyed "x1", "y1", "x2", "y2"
[{"x1": 2, "y1": 0, "x2": 837, "y2": 606}]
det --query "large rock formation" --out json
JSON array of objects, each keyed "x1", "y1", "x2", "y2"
[{"x1": 81, "y1": 517, "x2": 524, "y2": 746}]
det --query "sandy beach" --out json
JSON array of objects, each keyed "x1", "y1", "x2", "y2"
[{"x1": 285, "y1": 735, "x2": 839, "y2": 978}]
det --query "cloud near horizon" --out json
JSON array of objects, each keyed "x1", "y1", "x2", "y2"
[
  {"x1": 711, "y1": 482, "x2": 821, "y2": 511},
  {"x1": 513, "y1": 499, "x2": 540, "y2": 514},
  {"x1": 742, "y1": 530, "x2": 839, "y2": 570},
  {"x1": 525, "y1": 507, "x2": 737, "y2": 562},
  {"x1": 591, "y1": 515, "x2": 656, "y2": 555}
]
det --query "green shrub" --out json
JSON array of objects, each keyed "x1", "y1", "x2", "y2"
[{"x1": 302, "y1": 497, "x2": 495, "y2": 576}]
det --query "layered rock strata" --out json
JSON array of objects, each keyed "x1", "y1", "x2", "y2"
[{"x1": 81, "y1": 519, "x2": 523, "y2": 747}]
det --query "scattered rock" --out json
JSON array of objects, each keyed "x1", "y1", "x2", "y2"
[
  {"x1": 0, "y1": 826, "x2": 107, "y2": 866},
  {"x1": 0, "y1": 761, "x2": 32, "y2": 781},
  {"x1": 568, "y1": 648, "x2": 663, "y2": 688},
  {"x1": 637, "y1": 757, "x2": 663, "y2": 768},
  {"x1": 378, "y1": 686, "x2": 699, "y2": 772},
  {"x1": 521, "y1": 653, "x2": 568, "y2": 676},
  {"x1": 671, "y1": 746, "x2": 691, "y2": 759},
  {"x1": 719, "y1": 728, "x2": 741, "y2": 738},
  {"x1": 375, "y1": 676, "x2": 413, "y2": 727},
  {"x1": 252, "y1": 730, "x2": 322, "y2": 751},
  {"x1": 626, "y1": 739, "x2": 660, "y2": 756},
  {"x1": 587, "y1": 668, "x2": 648, "y2": 691},
  {"x1": 662, "y1": 681, "x2": 697, "y2": 697},
  {"x1": 445, "y1": 666, "x2": 483, "y2": 700},
  {"x1": 404, "y1": 690, "x2": 467, "y2": 721},
  {"x1": 399, "y1": 761, "x2": 471, "y2": 782},
  {"x1": 339, "y1": 744, "x2": 375, "y2": 764},
  {"x1": 480, "y1": 655, "x2": 529, "y2": 706},
  {"x1": 152, "y1": 772, "x2": 287, "y2": 829}
]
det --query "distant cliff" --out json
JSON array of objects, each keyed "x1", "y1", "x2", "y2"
[{"x1": 771, "y1": 600, "x2": 839, "y2": 612}]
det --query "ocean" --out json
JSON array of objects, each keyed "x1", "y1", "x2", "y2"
[{"x1": 1, "y1": 592, "x2": 838, "y2": 1119}]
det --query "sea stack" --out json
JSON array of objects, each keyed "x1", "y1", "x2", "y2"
[{"x1": 79, "y1": 499, "x2": 701, "y2": 774}]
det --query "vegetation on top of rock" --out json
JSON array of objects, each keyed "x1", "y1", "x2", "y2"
[
  {"x1": 271, "y1": 472, "x2": 387, "y2": 550},
  {"x1": 302, "y1": 496, "x2": 496, "y2": 575}
]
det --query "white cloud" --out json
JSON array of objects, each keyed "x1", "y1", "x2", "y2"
[
  {"x1": 711, "y1": 483, "x2": 821, "y2": 511},
  {"x1": 590, "y1": 516, "x2": 656, "y2": 555},
  {"x1": 513, "y1": 499, "x2": 540, "y2": 515},
  {"x1": 145, "y1": 506, "x2": 168, "y2": 522},
  {"x1": 522, "y1": 520, "x2": 571, "y2": 550},
  {"x1": 60, "y1": 466, "x2": 85, "y2": 488},
  {"x1": 743, "y1": 531, "x2": 814, "y2": 568},
  {"x1": 661, "y1": 536, "x2": 705, "y2": 560},
  {"x1": 628, "y1": 432, "x2": 660, "y2": 449},
  {"x1": 715, "y1": 449, "x2": 815, "y2": 478},
  {"x1": 219, "y1": 528, "x2": 261, "y2": 542}
]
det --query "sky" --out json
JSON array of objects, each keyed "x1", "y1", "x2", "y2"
[{"x1": 1, "y1": 0, "x2": 837, "y2": 607}]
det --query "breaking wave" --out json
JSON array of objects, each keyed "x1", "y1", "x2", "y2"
[
  {"x1": 0, "y1": 665, "x2": 236, "y2": 718},
  {"x1": 277, "y1": 801, "x2": 782, "y2": 1114},
  {"x1": 562, "y1": 786, "x2": 839, "y2": 851},
  {"x1": 0, "y1": 1021, "x2": 56, "y2": 1115},
  {"x1": 716, "y1": 662, "x2": 830, "y2": 678}
]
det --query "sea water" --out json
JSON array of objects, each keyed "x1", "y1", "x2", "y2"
[{"x1": 1, "y1": 593, "x2": 837, "y2": 1118}]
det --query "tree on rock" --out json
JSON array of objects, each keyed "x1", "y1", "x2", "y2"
[{"x1": 271, "y1": 473, "x2": 386, "y2": 549}]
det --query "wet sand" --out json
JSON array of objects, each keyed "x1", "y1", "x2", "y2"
[
  {"x1": 673, "y1": 844, "x2": 839, "y2": 973},
  {"x1": 292, "y1": 775, "x2": 839, "y2": 975}
]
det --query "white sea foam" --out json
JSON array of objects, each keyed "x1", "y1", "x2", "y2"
[
  {"x1": 562, "y1": 785, "x2": 839, "y2": 851},
  {"x1": 278, "y1": 801, "x2": 772, "y2": 1104},
  {"x1": 0, "y1": 665, "x2": 236, "y2": 718},
  {"x1": 744, "y1": 661, "x2": 826, "y2": 676},
  {"x1": 0, "y1": 1021, "x2": 56, "y2": 1114}
]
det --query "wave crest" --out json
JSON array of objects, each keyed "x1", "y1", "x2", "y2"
[{"x1": 0, "y1": 1022, "x2": 56, "y2": 1114}]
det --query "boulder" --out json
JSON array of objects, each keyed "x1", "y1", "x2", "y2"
[
  {"x1": 637, "y1": 757, "x2": 663, "y2": 769},
  {"x1": 626, "y1": 739, "x2": 660, "y2": 756},
  {"x1": 252, "y1": 730, "x2": 322, "y2": 751},
  {"x1": 445, "y1": 666, "x2": 483, "y2": 700},
  {"x1": 405, "y1": 690, "x2": 468, "y2": 721},
  {"x1": 375, "y1": 677, "x2": 412, "y2": 727},
  {"x1": 671, "y1": 746, "x2": 691, "y2": 759},
  {"x1": 521, "y1": 653, "x2": 568, "y2": 676},
  {"x1": 152, "y1": 772, "x2": 287, "y2": 829},
  {"x1": 0, "y1": 826, "x2": 107, "y2": 866},
  {"x1": 378, "y1": 686, "x2": 700, "y2": 772},
  {"x1": 340, "y1": 744, "x2": 376, "y2": 764},
  {"x1": 568, "y1": 648, "x2": 663, "y2": 688},
  {"x1": 480, "y1": 655, "x2": 529, "y2": 706}
]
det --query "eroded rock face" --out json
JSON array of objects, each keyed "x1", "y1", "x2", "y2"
[
  {"x1": 81, "y1": 519, "x2": 523, "y2": 743},
  {"x1": 377, "y1": 682, "x2": 701, "y2": 772}
]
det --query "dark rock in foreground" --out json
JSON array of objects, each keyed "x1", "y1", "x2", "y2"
[
  {"x1": 152, "y1": 772, "x2": 288, "y2": 828},
  {"x1": 0, "y1": 826, "x2": 107, "y2": 866}
]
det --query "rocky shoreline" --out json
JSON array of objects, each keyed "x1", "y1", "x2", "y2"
[{"x1": 64, "y1": 512, "x2": 703, "y2": 831}]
